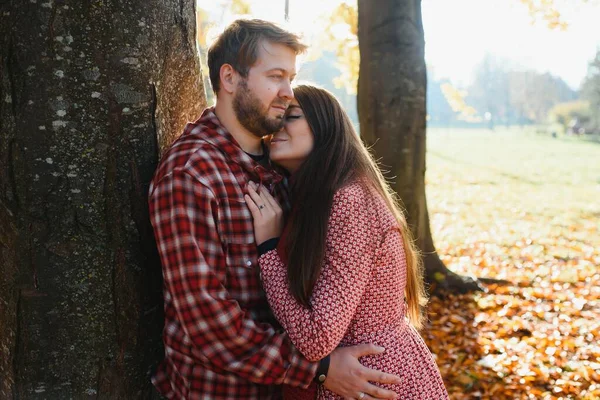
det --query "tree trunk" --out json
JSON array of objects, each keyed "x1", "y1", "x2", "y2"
[
  {"x1": 357, "y1": 0, "x2": 481, "y2": 293},
  {"x1": 0, "y1": 0, "x2": 206, "y2": 398}
]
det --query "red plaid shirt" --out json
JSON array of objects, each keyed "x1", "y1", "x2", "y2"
[{"x1": 149, "y1": 108, "x2": 318, "y2": 399}]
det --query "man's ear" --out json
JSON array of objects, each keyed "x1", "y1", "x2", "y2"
[{"x1": 220, "y1": 64, "x2": 237, "y2": 94}]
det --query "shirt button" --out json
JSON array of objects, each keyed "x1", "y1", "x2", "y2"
[{"x1": 246, "y1": 260, "x2": 252, "y2": 267}]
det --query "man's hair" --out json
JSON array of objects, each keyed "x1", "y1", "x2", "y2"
[{"x1": 207, "y1": 19, "x2": 307, "y2": 95}]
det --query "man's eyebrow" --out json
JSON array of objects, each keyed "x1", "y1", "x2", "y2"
[{"x1": 266, "y1": 68, "x2": 296, "y2": 75}]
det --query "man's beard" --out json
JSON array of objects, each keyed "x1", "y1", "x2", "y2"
[{"x1": 233, "y1": 79, "x2": 286, "y2": 138}]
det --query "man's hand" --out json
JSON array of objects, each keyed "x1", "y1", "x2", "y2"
[{"x1": 324, "y1": 344, "x2": 400, "y2": 400}]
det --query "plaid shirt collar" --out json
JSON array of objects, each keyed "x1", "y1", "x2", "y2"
[{"x1": 192, "y1": 107, "x2": 284, "y2": 190}]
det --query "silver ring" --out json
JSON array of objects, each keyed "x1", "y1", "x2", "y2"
[
  {"x1": 358, "y1": 393, "x2": 365, "y2": 400},
  {"x1": 258, "y1": 204, "x2": 265, "y2": 210}
]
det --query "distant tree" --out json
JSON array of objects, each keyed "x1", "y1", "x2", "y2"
[
  {"x1": 516, "y1": 71, "x2": 576, "y2": 123},
  {"x1": 467, "y1": 55, "x2": 511, "y2": 128},
  {"x1": 581, "y1": 48, "x2": 600, "y2": 130},
  {"x1": 507, "y1": 70, "x2": 537, "y2": 125},
  {"x1": 467, "y1": 56, "x2": 577, "y2": 126},
  {"x1": 427, "y1": 76, "x2": 458, "y2": 126},
  {"x1": 548, "y1": 101, "x2": 592, "y2": 133}
]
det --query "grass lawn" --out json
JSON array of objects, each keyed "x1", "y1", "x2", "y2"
[{"x1": 422, "y1": 127, "x2": 600, "y2": 399}]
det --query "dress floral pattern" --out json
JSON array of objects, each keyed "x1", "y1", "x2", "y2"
[{"x1": 259, "y1": 181, "x2": 449, "y2": 399}]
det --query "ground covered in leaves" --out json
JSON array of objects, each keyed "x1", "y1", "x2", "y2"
[{"x1": 422, "y1": 128, "x2": 599, "y2": 399}]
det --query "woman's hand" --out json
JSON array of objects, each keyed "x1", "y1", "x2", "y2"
[{"x1": 244, "y1": 181, "x2": 284, "y2": 245}]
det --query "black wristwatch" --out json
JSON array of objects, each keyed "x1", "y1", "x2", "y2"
[{"x1": 315, "y1": 355, "x2": 330, "y2": 384}]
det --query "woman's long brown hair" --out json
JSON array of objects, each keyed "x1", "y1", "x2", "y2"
[{"x1": 282, "y1": 84, "x2": 427, "y2": 329}]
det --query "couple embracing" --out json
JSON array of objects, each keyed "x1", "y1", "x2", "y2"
[{"x1": 149, "y1": 18, "x2": 448, "y2": 400}]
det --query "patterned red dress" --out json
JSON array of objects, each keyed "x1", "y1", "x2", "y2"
[{"x1": 258, "y1": 180, "x2": 449, "y2": 399}]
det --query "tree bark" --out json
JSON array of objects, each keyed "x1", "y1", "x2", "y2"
[
  {"x1": 0, "y1": 0, "x2": 205, "y2": 398},
  {"x1": 357, "y1": 0, "x2": 481, "y2": 293}
]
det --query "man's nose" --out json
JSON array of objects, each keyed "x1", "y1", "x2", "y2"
[{"x1": 279, "y1": 80, "x2": 294, "y2": 100}]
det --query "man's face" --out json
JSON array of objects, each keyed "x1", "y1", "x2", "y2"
[{"x1": 232, "y1": 41, "x2": 297, "y2": 138}]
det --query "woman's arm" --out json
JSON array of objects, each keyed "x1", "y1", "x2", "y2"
[{"x1": 258, "y1": 185, "x2": 375, "y2": 361}]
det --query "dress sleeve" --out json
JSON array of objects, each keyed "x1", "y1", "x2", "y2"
[{"x1": 258, "y1": 186, "x2": 375, "y2": 361}]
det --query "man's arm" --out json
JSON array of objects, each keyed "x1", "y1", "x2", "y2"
[{"x1": 149, "y1": 170, "x2": 315, "y2": 387}]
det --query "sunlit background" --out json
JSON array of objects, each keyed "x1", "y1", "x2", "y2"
[
  {"x1": 199, "y1": 0, "x2": 599, "y2": 88},
  {"x1": 196, "y1": 0, "x2": 600, "y2": 128}
]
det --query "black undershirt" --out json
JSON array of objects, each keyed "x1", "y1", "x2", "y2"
[
  {"x1": 246, "y1": 149, "x2": 269, "y2": 168},
  {"x1": 247, "y1": 152, "x2": 265, "y2": 162}
]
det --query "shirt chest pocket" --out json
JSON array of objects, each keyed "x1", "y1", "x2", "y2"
[
  {"x1": 224, "y1": 240, "x2": 262, "y2": 304},
  {"x1": 225, "y1": 239, "x2": 257, "y2": 270},
  {"x1": 219, "y1": 191, "x2": 257, "y2": 269}
]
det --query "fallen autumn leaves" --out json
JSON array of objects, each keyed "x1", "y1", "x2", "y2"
[{"x1": 423, "y1": 129, "x2": 599, "y2": 399}]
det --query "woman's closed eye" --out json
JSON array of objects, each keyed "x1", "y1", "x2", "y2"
[{"x1": 285, "y1": 114, "x2": 302, "y2": 121}]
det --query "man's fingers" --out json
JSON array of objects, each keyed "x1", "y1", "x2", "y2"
[
  {"x1": 362, "y1": 368, "x2": 402, "y2": 385},
  {"x1": 362, "y1": 382, "x2": 398, "y2": 399},
  {"x1": 350, "y1": 343, "x2": 386, "y2": 358}
]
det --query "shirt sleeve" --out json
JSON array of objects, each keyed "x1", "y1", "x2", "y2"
[
  {"x1": 149, "y1": 170, "x2": 317, "y2": 387},
  {"x1": 258, "y1": 187, "x2": 375, "y2": 362}
]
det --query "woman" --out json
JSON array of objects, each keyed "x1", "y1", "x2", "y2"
[{"x1": 244, "y1": 85, "x2": 448, "y2": 399}]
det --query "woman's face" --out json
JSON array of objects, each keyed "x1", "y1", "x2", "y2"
[{"x1": 268, "y1": 99, "x2": 314, "y2": 173}]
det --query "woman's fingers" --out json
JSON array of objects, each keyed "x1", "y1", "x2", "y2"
[
  {"x1": 247, "y1": 184, "x2": 268, "y2": 213},
  {"x1": 249, "y1": 181, "x2": 281, "y2": 213},
  {"x1": 258, "y1": 190, "x2": 276, "y2": 212},
  {"x1": 246, "y1": 182, "x2": 283, "y2": 244},
  {"x1": 244, "y1": 194, "x2": 261, "y2": 219},
  {"x1": 248, "y1": 183, "x2": 280, "y2": 216},
  {"x1": 260, "y1": 187, "x2": 281, "y2": 212}
]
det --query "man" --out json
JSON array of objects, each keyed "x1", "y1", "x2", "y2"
[{"x1": 149, "y1": 19, "x2": 401, "y2": 399}]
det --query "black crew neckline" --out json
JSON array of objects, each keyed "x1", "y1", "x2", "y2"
[{"x1": 246, "y1": 152, "x2": 266, "y2": 162}]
